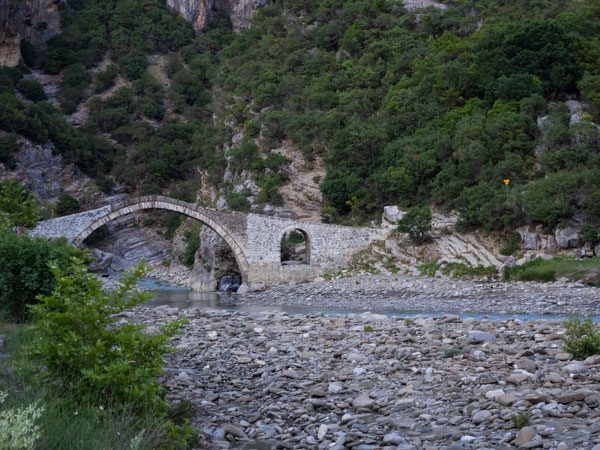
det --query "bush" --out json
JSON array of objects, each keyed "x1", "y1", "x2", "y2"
[
  {"x1": 504, "y1": 258, "x2": 556, "y2": 282},
  {"x1": 29, "y1": 260, "x2": 183, "y2": 414},
  {"x1": 579, "y1": 224, "x2": 600, "y2": 246},
  {"x1": 94, "y1": 64, "x2": 118, "y2": 93},
  {"x1": 0, "y1": 232, "x2": 85, "y2": 322},
  {"x1": 0, "y1": 390, "x2": 44, "y2": 450},
  {"x1": 55, "y1": 193, "x2": 80, "y2": 216},
  {"x1": 397, "y1": 206, "x2": 433, "y2": 244},
  {"x1": 182, "y1": 224, "x2": 202, "y2": 269},
  {"x1": 510, "y1": 412, "x2": 532, "y2": 429},
  {"x1": 0, "y1": 178, "x2": 41, "y2": 229},
  {"x1": 562, "y1": 313, "x2": 600, "y2": 359},
  {"x1": 17, "y1": 80, "x2": 47, "y2": 102},
  {"x1": 0, "y1": 134, "x2": 19, "y2": 170}
]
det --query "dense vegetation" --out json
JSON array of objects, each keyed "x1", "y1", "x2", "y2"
[{"x1": 2, "y1": 0, "x2": 600, "y2": 236}]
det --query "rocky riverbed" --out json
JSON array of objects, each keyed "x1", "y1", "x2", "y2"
[
  {"x1": 235, "y1": 274, "x2": 600, "y2": 317},
  {"x1": 130, "y1": 305, "x2": 600, "y2": 450}
]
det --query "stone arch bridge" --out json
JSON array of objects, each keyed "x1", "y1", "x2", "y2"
[{"x1": 31, "y1": 196, "x2": 384, "y2": 290}]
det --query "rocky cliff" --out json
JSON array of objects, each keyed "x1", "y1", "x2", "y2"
[
  {"x1": 166, "y1": 0, "x2": 272, "y2": 32},
  {"x1": 0, "y1": 0, "x2": 61, "y2": 66}
]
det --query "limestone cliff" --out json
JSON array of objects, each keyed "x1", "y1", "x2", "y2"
[
  {"x1": 166, "y1": 0, "x2": 272, "y2": 32},
  {"x1": 0, "y1": 0, "x2": 61, "y2": 66}
]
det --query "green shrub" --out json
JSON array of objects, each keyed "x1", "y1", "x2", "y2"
[
  {"x1": 443, "y1": 346, "x2": 461, "y2": 358},
  {"x1": 163, "y1": 213, "x2": 183, "y2": 241},
  {"x1": 226, "y1": 191, "x2": 251, "y2": 212},
  {"x1": 579, "y1": 224, "x2": 600, "y2": 246},
  {"x1": 398, "y1": 206, "x2": 433, "y2": 244},
  {"x1": 94, "y1": 64, "x2": 118, "y2": 93},
  {"x1": 0, "y1": 134, "x2": 19, "y2": 170},
  {"x1": 500, "y1": 233, "x2": 521, "y2": 256},
  {"x1": 55, "y1": 193, "x2": 80, "y2": 216},
  {"x1": 511, "y1": 412, "x2": 532, "y2": 429},
  {"x1": 0, "y1": 232, "x2": 85, "y2": 322},
  {"x1": 504, "y1": 258, "x2": 556, "y2": 282},
  {"x1": 363, "y1": 325, "x2": 373, "y2": 332},
  {"x1": 29, "y1": 260, "x2": 182, "y2": 414},
  {"x1": 0, "y1": 178, "x2": 41, "y2": 228},
  {"x1": 418, "y1": 261, "x2": 440, "y2": 277},
  {"x1": 441, "y1": 263, "x2": 497, "y2": 278},
  {"x1": 0, "y1": 390, "x2": 44, "y2": 450},
  {"x1": 17, "y1": 80, "x2": 46, "y2": 102},
  {"x1": 182, "y1": 225, "x2": 201, "y2": 269},
  {"x1": 562, "y1": 313, "x2": 600, "y2": 359}
]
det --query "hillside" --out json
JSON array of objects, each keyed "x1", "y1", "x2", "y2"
[{"x1": 1, "y1": 0, "x2": 600, "y2": 248}]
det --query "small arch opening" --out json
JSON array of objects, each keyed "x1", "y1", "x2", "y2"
[{"x1": 280, "y1": 229, "x2": 310, "y2": 265}]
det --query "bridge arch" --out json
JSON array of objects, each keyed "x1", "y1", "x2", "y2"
[
  {"x1": 278, "y1": 225, "x2": 311, "y2": 265},
  {"x1": 72, "y1": 196, "x2": 250, "y2": 281}
]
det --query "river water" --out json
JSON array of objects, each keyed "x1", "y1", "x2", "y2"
[{"x1": 139, "y1": 278, "x2": 591, "y2": 322}]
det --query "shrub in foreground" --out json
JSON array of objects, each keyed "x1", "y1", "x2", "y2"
[
  {"x1": 29, "y1": 260, "x2": 182, "y2": 414},
  {"x1": 0, "y1": 390, "x2": 44, "y2": 450}
]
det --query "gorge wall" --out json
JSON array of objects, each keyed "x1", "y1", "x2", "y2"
[
  {"x1": 166, "y1": 0, "x2": 272, "y2": 32},
  {"x1": 0, "y1": 0, "x2": 61, "y2": 66}
]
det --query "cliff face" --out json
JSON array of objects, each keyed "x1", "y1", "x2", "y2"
[
  {"x1": 166, "y1": 0, "x2": 272, "y2": 32},
  {"x1": 0, "y1": 0, "x2": 61, "y2": 66}
]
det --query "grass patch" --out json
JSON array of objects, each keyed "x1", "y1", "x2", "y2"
[
  {"x1": 510, "y1": 412, "x2": 532, "y2": 429},
  {"x1": 504, "y1": 256, "x2": 600, "y2": 285},
  {"x1": 418, "y1": 261, "x2": 440, "y2": 277},
  {"x1": 441, "y1": 262, "x2": 497, "y2": 278}
]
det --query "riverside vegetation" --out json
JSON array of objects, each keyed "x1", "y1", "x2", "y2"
[
  {"x1": 0, "y1": 193, "x2": 199, "y2": 449},
  {"x1": 1, "y1": 0, "x2": 600, "y2": 244}
]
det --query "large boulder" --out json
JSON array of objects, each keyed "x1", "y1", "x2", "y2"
[
  {"x1": 517, "y1": 226, "x2": 540, "y2": 250},
  {"x1": 555, "y1": 225, "x2": 582, "y2": 248},
  {"x1": 383, "y1": 206, "x2": 400, "y2": 224},
  {"x1": 88, "y1": 248, "x2": 128, "y2": 272}
]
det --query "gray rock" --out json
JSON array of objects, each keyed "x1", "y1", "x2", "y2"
[
  {"x1": 515, "y1": 427, "x2": 536, "y2": 447},
  {"x1": 469, "y1": 330, "x2": 497, "y2": 344},
  {"x1": 383, "y1": 432, "x2": 403, "y2": 445},
  {"x1": 221, "y1": 424, "x2": 247, "y2": 439},
  {"x1": 352, "y1": 393, "x2": 375, "y2": 409},
  {"x1": 555, "y1": 224, "x2": 582, "y2": 248},
  {"x1": 471, "y1": 410, "x2": 491, "y2": 424},
  {"x1": 517, "y1": 226, "x2": 540, "y2": 250}
]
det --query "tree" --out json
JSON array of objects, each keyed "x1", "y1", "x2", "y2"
[
  {"x1": 397, "y1": 206, "x2": 433, "y2": 244},
  {"x1": 0, "y1": 231, "x2": 85, "y2": 321},
  {"x1": 55, "y1": 193, "x2": 80, "y2": 216},
  {"x1": 0, "y1": 178, "x2": 41, "y2": 228}
]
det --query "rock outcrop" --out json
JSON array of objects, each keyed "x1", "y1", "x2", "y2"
[
  {"x1": 0, "y1": 0, "x2": 61, "y2": 66},
  {"x1": 166, "y1": 0, "x2": 272, "y2": 32}
]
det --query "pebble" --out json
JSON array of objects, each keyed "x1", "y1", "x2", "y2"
[{"x1": 122, "y1": 277, "x2": 600, "y2": 450}]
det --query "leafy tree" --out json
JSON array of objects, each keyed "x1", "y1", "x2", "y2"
[
  {"x1": 55, "y1": 193, "x2": 80, "y2": 216},
  {"x1": 397, "y1": 206, "x2": 433, "y2": 244},
  {"x1": 0, "y1": 178, "x2": 41, "y2": 228},
  {"x1": 0, "y1": 231, "x2": 85, "y2": 321},
  {"x1": 523, "y1": 171, "x2": 581, "y2": 227},
  {"x1": 0, "y1": 133, "x2": 19, "y2": 170},
  {"x1": 17, "y1": 79, "x2": 47, "y2": 102}
]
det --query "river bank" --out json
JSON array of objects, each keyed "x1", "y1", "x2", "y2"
[
  {"x1": 137, "y1": 271, "x2": 600, "y2": 317},
  {"x1": 131, "y1": 306, "x2": 600, "y2": 450}
]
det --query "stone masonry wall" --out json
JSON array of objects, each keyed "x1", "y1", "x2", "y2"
[{"x1": 31, "y1": 196, "x2": 385, "y2": 289}]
